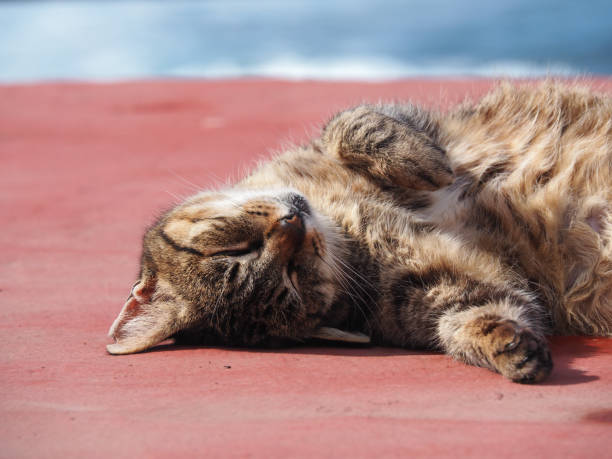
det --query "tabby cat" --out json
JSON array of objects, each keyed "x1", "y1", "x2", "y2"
[{"x1": 108, "y1": 82, "x2": 612, "y2": 383}]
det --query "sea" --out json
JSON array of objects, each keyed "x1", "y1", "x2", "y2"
[{"x1": 1, "y1": 0, "x2": 611, "y2": 82}]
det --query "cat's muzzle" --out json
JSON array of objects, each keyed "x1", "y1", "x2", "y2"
[{"x1": 278, "y1": 213, "x2": 306, "y2": 251}]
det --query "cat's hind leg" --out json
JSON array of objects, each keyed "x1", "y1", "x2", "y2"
[{"x1": 437, "y1": 300, "x2": 553, "y2": 383}]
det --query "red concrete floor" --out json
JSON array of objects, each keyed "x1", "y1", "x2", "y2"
[{"x1": 1, "y1": 79, "x2": 611, "y2": 458}]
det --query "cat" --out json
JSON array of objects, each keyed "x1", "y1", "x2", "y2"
[{"x1": 107, "y1": 82, "x2": 612, "y2": 384}]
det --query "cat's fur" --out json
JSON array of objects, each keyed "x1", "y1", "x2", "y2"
[{"x1": 108, "y1": 82, "x2": 612, "y2": 383}]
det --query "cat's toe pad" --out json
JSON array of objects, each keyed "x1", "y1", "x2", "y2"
[{"x1": 489, "y1": 322, "x2": 553, "y2": 383}]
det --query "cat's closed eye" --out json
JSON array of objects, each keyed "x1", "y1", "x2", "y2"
[{"x1": 209, "y1": 239, "x2": 264, "y2": 258}]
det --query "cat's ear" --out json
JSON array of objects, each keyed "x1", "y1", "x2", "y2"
[
  {"x1": 107, "y1": 278, "x2": 185, "y2": 355},
  {"x1": 308, "y1": 327, "x2": 371, "y2": 344}
]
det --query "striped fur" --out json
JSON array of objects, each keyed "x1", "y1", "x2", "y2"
[{"x1": 108, "y1": 82, "x2": 611, "y2": 383}]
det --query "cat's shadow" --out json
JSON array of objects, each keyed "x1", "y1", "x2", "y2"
[
  {"x1": 145, "y1": 336, "x2": 603, "y2": 386},
  {"x1": 537, "y1": 336, "x2": 602, "y2": 386},
  {"x1": 147, "y1": 339, "x2": 425, "y2": 358}
]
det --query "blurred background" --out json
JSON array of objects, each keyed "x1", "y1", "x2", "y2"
[{"x1": 1, "y1": 0, "x2": 611, "y2": 82}]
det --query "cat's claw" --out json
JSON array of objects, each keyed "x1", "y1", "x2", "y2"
[{"x1": 489, "y1": 321, "x2": 553, "y2": 383}]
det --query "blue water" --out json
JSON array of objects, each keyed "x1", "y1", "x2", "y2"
[{"x1": 1, "y1": 0, "x2": 611, "y2": 82}]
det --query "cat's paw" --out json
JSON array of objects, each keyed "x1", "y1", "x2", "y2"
[
  {"x1": 488, "y1": 321, "x2": 553, "y2": 383},
  {"x1": 392, "y1": 141, "x2": 454, "y2": 191},
  {"x1": 322, "y1": 105, "x2": 454, "y2": 191}
]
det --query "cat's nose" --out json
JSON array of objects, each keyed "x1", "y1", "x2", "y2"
[
  {"x1": 277, "y1": 212, "x2": 305, "y2": 249},
  {"x1": 286, "y1": 193, "x2": 310, "y2": 216}
]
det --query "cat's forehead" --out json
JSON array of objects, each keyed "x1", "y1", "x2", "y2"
[
  {"x1": 161, "y1": 188, "x2": 303, "y2": 242},
  {"x1": 179, "y1": 188, "x2": 300, "y2": 217}
]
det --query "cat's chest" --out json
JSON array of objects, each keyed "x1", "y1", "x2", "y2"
[{"x1": 314, "y1": 192, "x2": 422, "y2": 257}]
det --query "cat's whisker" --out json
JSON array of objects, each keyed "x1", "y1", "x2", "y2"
[
  {"x1": 203, "y1": 171, "x2": 228, "y2": 190},
  {"x1": 167, "y1": 169, "x2": 207, "y2": 193},
  {"x1": 327, "y1": 250, "x2": 379, "y2": 293},
  {"x1": 164, "y1": 190, "x2": 187, "y2": 205},
  {"x1": 327, "y1": 251, "x2": 380, "y2": 310},
  {"x1": 317, "y1": 253, "x2": 377, "y2": 331}
]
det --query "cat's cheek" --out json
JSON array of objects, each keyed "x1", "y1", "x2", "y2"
[
  {"x1": 314, "y1": 282, "x2": 336, "y2": 312},
  {"x1": 299, "y1": 228, "x2": 326, "y2": 259}
]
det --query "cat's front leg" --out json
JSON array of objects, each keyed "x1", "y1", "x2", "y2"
[
  {"x1": 437, "y1": 303, "x2": 553, "y2": 383},
  {"x1": 321, "y1": 105, "x2": 454, "y2": 191}
]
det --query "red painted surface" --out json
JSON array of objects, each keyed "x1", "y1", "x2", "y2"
[{"x1": 1, "y1": 79, "x2": 611, "y2": 458}]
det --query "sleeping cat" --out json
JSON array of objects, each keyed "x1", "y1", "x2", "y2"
[{"x1": 108, "y1": 82, "x2": 612, "y2": 383}]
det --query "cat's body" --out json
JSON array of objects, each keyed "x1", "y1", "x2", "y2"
[{"x1": 108, "y1": 82, "x2": 612, "y2": 383}]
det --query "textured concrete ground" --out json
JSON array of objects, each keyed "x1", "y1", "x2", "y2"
[{"x1": 1, "y1": 79, "x2": 611, "y2": 458}]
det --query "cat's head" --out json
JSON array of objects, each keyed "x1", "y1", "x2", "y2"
[{"x1": 107, "y1": 188, "x2": 356, "y2": 354}]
